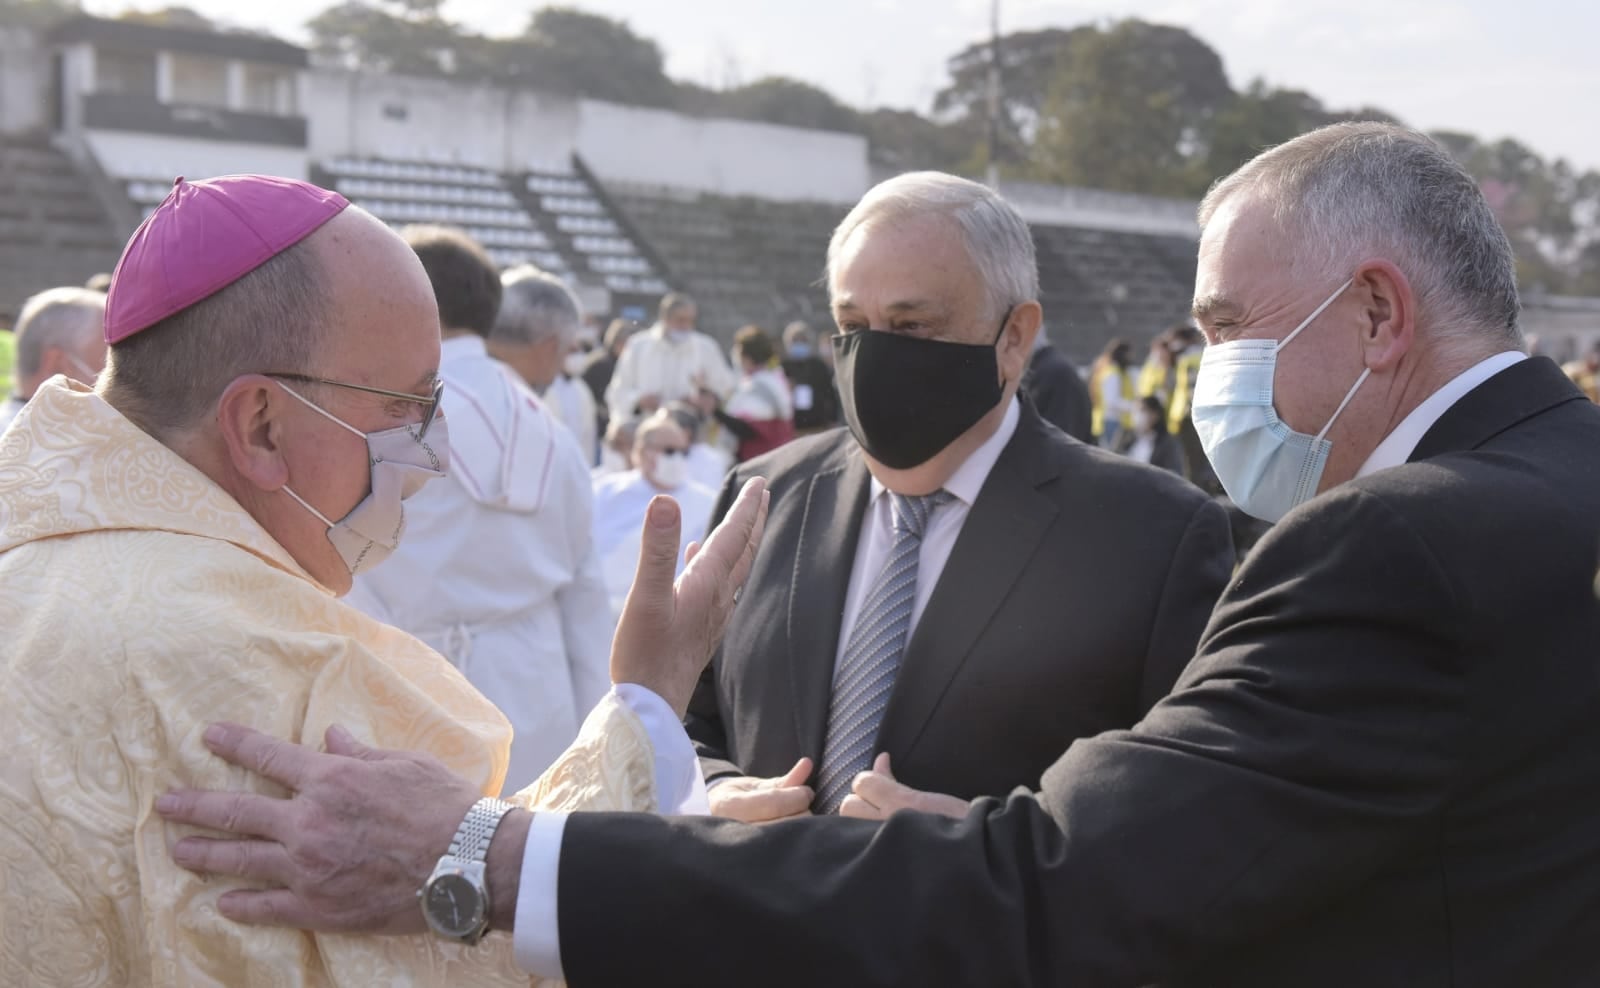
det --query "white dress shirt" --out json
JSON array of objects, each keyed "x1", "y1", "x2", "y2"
[
  {"x1": 604, "y1": 325, "x2": 738, "y2": 421},
  {"x1": 834, "y1": 396, "x2": 1020, "y2": 670},
  {"x1": 511, "y1": 397, "x2": 1021, "y2": 979},
  {"x1": 346, "y1": 335, "x2": 614, "y2": 789},
  {"x1": 1356, "y1": 351, "x2": 1526, "y2": 478}
]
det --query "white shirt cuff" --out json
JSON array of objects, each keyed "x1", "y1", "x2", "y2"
[
  {"x1": 512, "y1": 808, "x2": 568, "y2": 978},
  {"x1": 511, "y1": 684, "x2": 708, "y2": 976},
  {"x1": 612, "y1": 682, "x2": 710, "y2": 815}
]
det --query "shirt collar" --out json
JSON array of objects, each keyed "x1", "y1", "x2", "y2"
[
  {"x1": 441, "y1": 334, "x2": 488, "y2": 361},
  {"x1": 1356, "y1": 350, "x2": 1527, "y2": 479},
  {"x1": 869, "y1": 395, "x2": 1021, "y2": 507}
]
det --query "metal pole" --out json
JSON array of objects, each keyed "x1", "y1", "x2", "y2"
[{"x1": 985, "y1": 0, "x2": 1001, "y2": 189}]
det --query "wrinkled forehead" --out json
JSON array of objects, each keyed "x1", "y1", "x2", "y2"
[
  {"x1": 1193, "y1": 194, "x2": 1296, "y2": 317},
  {"x1": 829, "y1": 212, "x2": 978, "y2": 313}
]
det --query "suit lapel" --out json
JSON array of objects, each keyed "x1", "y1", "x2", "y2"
[
  {"x1": 879, "y1": 409, "x2": 1061, "y2": 762},
  {"x1": 1409, "y1": 357, "x2": 1586, "y2": 463},
  {"x1": 786, "y1": 452, "x2": 872, "y2": 762}
]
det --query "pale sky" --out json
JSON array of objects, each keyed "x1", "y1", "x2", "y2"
[{"x1": 86, "y1": 0, "x2": 1600, "y2": 171}]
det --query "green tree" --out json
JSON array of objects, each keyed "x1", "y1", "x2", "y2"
[
  {"x1": 1031, "y1": 20, "x2": 1232, "y2": 195},
  {"x1": 1192, "y1": 80, "x2": 1332, "y2": 189},
  {"x1": 117, "y1": 6, "x2": 217, "y2": 30},
  {"x1": 859, "y1": 108, "x2": 983, "y2": 172},
  {"x1": 306, "y1": 0, "x2": 464, "y2": 76},
  {"x1": 934, "y1": 26, "x2": 1094, "y2": 164},
  {"x1": 708, "y1": 77, "x2": 861, "y2": 133},
  {"x1": 0, "y1": 0, "x2": 75, "y2": 28},
  {"x1": 497, "y1": 6, "x2": 676, "y2": 106}
]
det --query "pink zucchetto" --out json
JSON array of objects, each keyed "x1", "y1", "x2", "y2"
[{"x1": 104, "y1": 174, "x2": 349, "y2": 344}]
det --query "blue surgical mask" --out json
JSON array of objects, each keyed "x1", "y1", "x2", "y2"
[
  {"x1": 1192, "y1": 278, "x2": 1368, "y2": 522},
  {"x1": 788, "y1": 343, "x2": 813, "y2": 359}
]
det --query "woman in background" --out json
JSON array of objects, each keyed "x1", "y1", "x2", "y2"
[{"x1": 1116, "y1": 395, "x2": 1187, "y2": 477}]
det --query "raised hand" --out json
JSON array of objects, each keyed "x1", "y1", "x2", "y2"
[{"x1": 611, "y1": 476, "x2": 769, "y2": 717}]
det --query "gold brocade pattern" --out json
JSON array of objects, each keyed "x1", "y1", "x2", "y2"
[{"x1": 0, "y1": 380, "x2": 657, "y2": 986}]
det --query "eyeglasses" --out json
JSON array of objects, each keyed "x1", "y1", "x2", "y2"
[{"x1": 268, "y1": 373, "x2": 444, "y2": 438}]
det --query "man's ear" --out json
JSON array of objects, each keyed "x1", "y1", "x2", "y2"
[
  {"x1": 216, "y1": 375, "x2": 291, "y2": 492},
  {"x1": 1353, "y1": 259, "x2": 1416, "y2": 372},
  {"x1": 1000, "y1": 301, "x2": 1043, "y2": 383}
]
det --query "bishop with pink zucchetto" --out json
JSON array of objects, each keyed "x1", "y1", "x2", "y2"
[{"x1": 0, "y1": 175, "x2": 697, "y2": 985}]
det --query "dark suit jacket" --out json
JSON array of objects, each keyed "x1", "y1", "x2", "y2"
[
  {"x1": 779, "y1": 354, "x2": 839, "y2": 431},
  {"x1": 1023, "y1": 343, "x2": 1094, "y2": 444},
  {"x1": 686, "y1": 398, "x2": 1233, "y2": 802},
  {"x1": 558, "y1": 357, "x2": 1600, "y2": 987}
]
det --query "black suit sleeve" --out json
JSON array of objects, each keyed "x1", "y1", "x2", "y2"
[
  {"x1": 682, "y1": 467, "x2": 747, "y2": 783},
  {"x1": 1137, "y1": 494, "x2": 1232, "y2": 712},
  {"x1": 560, "y1": 489, "x2": 1469, "y2": 987}
]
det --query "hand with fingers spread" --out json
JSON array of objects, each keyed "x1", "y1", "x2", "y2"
[
  {"x1": 156, "y1": 722, "x2": 499, "y2": 934},
  {"x1": 837, "y1": 753, "x2": 973, "y2": 822},
  {"x1": 612, "y1": 476, "x2": 769, "y2": 718},
  {"x1": 708, "y1": 758, "x2": 815, "y2": 824}
]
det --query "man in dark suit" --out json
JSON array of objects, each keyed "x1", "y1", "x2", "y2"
[
  {"x1": 1022, "y1": 330, "x2": 1094, "y2": 443},
  {"x1": 155, "y1": 126, "x2": 1600, "y2": 987},
  {"x1": 688, "y1": 176, "x2": 1231, "y2": 823},
  {"x1": 778, "y1": 320, "x2": 840, "y2": 434}
]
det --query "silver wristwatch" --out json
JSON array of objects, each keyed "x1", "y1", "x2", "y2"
[{"x1": 419, "y1": 797, "x2": 516, "y2": 945}]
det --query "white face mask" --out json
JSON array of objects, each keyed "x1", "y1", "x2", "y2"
[
  {"x1": 649, "y1": 450, "x2": 688, "y2": 489},
  {"x1": 1192, "y1": 278, "x2": 1367, "y2": 522},
  {"x1": 564, "y1": 351, "x2": 589, "y2": 377},
  {"x1": 277, "y1": 383, "x2": 450, "y2": 576}
]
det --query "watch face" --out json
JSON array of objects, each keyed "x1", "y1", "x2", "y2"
[{"x1": 424, "y1": 871, "x2": 484, "y2": 939}]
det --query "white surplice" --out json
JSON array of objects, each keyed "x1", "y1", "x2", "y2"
[{"x1": 349, "y1": 335, "x2": 613, "y2": 790}]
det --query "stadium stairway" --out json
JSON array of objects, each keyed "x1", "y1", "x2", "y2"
[{"x1": 0, "y1": 136, "x2": 125, "y2": 323}]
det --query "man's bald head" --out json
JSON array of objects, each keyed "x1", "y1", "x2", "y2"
[
  {"x1": 101, "y1": 206, "x2": 432, "y2": 440},
  {"x1": 13, "y1": 287, "x2": 106, "y2": 398}
]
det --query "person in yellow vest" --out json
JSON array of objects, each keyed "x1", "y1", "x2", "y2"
[
  {"x1": 0, "y1": 326, "x2": 13, "y2": 404},
  {"x1": 1136, "y1": 327, "x2": 1181, "y2": 404},
  {"x1": 1089, "y1": 337, "x2": 1136, "y2": 448},
  {"x1": 1165, "y1": 326, "x2": 1223, "y2": 494},
  {"x1": 1561, "y1": 341, "x2": 1599, "y2": 404}
]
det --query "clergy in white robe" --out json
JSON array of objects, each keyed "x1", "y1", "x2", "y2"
[
  {"x1": 592, "y1": 413, "x2": 716, "y2": 628},
  {"x1": 604, "y1": 294, "x2": 736, "y2": 422},
  {"x1": 350, "y1": 239, "x2": 612, "y2": 788}
]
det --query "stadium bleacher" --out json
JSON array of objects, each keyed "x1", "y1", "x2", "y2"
[
  {"x1": 1032, "y1": 224, "x2": 1197, "y2": 362},
  {"x1": 312, "y1": 158, "x2": 568, "y2": 273},
  {"x1": 610, "y1": 188, "x2": 845, "y2": 341},
  {"x1": 0, "y1": 137, "x2": 123, "y2": 322}
]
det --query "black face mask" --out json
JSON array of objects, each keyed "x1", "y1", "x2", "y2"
[{"x1": 831, "y1": 313, "x2": 1010, "y2": 470}]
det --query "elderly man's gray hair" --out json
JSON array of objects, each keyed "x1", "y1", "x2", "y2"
[
  {"x1": 14, "y1": 287, "x2": 106, "y2": 379},
  {"x1": 826, "y1": 171, "x2": 1039, "y2": 322},
  {"x1": 1199, "y1": 122, "x2": 1521, "y2": 348},
  {"x1": 493, "y1": 266, "x2": 582, "y2": 347},
  {"x1": 101, "y1": 240, "x2": 327, "y2": 437}
]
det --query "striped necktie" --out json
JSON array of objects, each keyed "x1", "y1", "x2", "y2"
[{"x1": 814, "y1": 489, "x2": 954, "y2": 813}]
